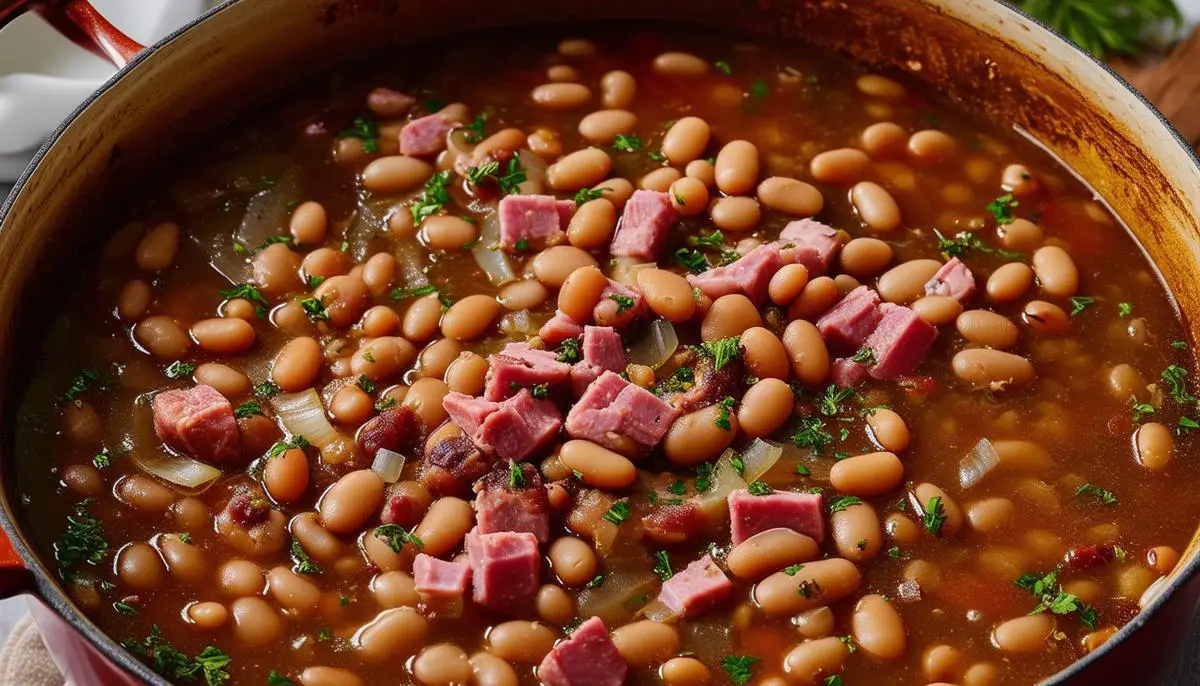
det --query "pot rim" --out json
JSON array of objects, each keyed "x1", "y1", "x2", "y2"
[{"x1": 0, "y1": 1, "x2": 1198, "y2": 683}]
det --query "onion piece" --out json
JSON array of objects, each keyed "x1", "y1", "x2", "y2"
[
  {"x1": 371, "y1": 448, "x2": 406, "y2": 484},
  {"x1": 625, "y1": 319, "x2": 679, "y2": 370},
  {"x1": 576, "y1": 567, "x2": 660, "y2": 626},
  {"x1": 236, "y1": 166, "x2": 302, "y2": 249},
  {"x1": 694, "y1": 450, "x2": 748, "y2": 522},
  {"x1": 638, "y1": 598, "x2": 677, "y2": 623},
  {"x1": 499, "y1": 310, "x2": 537, "y2": 337},
  {"x1": 740, "y1": 438, "x2": 784, "y2": 483},
  {"x1": 1139, "y1": 574, "x2": 1171, "y2": 610},
  {"x1": 394, "y1": 240, "x2": 430, "y2": 290},
  {"x1": 272, "y1": 389, "x2": 354, "y2": 464},
  {"x1": 345, "y1": 199, "x2": 396, "y2": 262},
  {"x1": 472, "y1": 209, "x2": 517, "y2": 286},
  {"x1": 958, "y1": 438, "x2": 999, "y2": 489},
  {"x1": 516, "y1": 149, "x2": 547, "y2": 195},
  {"x1": 129, "y1": 398, "x2": 221, "y2": 492}
]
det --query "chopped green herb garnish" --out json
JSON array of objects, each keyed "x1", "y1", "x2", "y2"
[
  {"x1": 530, "y1": 383, "x2": 550, "y2": 399},
  {"x1": 689, "y1": 230, "x2": 726, "y2": 249},
  {"x1": 986, "y1": 193, "x2": 1019, "y2": 225},
  {"x1": 794, "y1": 463, "x2": 811, "y2": 476},
  {"x1": 748, "y1": 80, "x2": 770, "y2": 99},
  {"x1": 466, "y1": 161, "x2": 500, "y2": 185},
  {"x1": 219, "y1": 283, "x2": 270, "y2": 318},
  {"x1": 783, "y1": 564, "x2": 804, "y2": 575},
  {"x1": 556, "y1": 338, "x2": 582, "y2": 364},
  {"x1": 714, "y1": 60, "x2": 733, "y2": 74},
  {"x1": 797, "y1": 579, "x2": 822, "y2": 599},
  {"x1": 339, "y1": 117, "x2": 379, "y2": 153},
  {"x1": 652, "y1": 550, "x2": 674, "y2": 581},
  {"x1": 508, "y1": 460, "x2": 527, "y2": 489},
  {"x1": 267, "y1": 435, "x2": 310, "y2": 459},
  {"x1": 290, "y1": 540, "x2": 322, "y2": 574},
  {"x1": 92, "y1": 449, "x2": 111, "y2": 469},
  {"x1": 1118, "y1": 302, "x2": 1133, "y2": 318},
  {"x1": 603, "y1": 500, "x2": 631, "y2": 525},
  {"x1": 410, "y1": 170, "x2": 454, "y2": 224},
  {"x1": 1069, "y1": 296, "x2": 1095, "y2": 317},
  {"x1": 374, "y1": 524, "x2": 424, "y2": 553},
  {"x1": 721, "y1": 655, "x2": 759, "y2": 686},
  {"x1": 667, "y1": 480, "x2": 687, "y2": 496},
  {"x1": 887, "y1": 546, "x2": 902, "y2": 559},
  {"x1": 268, "y1": 672, "x2": 295, "y2": 685},
  {"x1": 62, "y1": 368, "x2": 109, "y2": 402},
  {"x1": 374, "y1": 396, "x2": 399, "y2": 411},
  {"x1": 791, "y1": 417, "x2": 833, "y2": 455},
  {"x1": 922, "y1": 496, "x2": 947, "y2": 536},
  {"x1": 699, "y1": 336, "x2": 741, "y2": 371},
  {"x1": 1171, "y1": 340, "x2": 1189, "y2": 350},
  {"x1": 1076, "y1": 483, "x2": 1118, "y2": 505},
  {"x1": 1162, "y1": 364, "x2": 1196, "y2": 405},
  {"x1": 609, "y1": 293, "x2": 636, "y2": 314},
  {"x1": 114, "y1": 600, "x2": 138, "y2": 615},
  {"x1": 233, "y1": 401, "x2": 264, "y2": 419},
  {"x1": 747, "y1": 481, "x2": 772, "y2": 496},
  {"x1": 316, "y1": 627, "x2": 331, "y2": 642},
  {"x1": 647, "y1": 150, "x2": 667, "y2": 162},
  {"x1": 933, "y1": 229, "x2": 1025, "y2": 261},
  {"x1": 1178, "y1": 416, "x2": 1200, "y2": 434},
  {"x1": 164, "y1": 361, "x2": 197, "y2": 380},
  {"x1": 694, "y1": 462, "x2": 716, "y2": 492},
  {"x1": 714, "y1": 396, "x2": 736, "y2": 431},
  {"x1": 829, "y1": 495, "x2": 863, "y2": 514},
  {"x1": 254, "y1": 381, "x2": 281, "y2": 398},
  {"x1": 122, "y1": 626, "x2": 231, "y2": 686},
  {"x1": 675, "y1": 248, "x2": 709, "y2": 273},
  {"x1": 613, "y1": 134, "x2": 642, "y2": 152},
  {"x1": 463, "y1": 111, "x2": 489, "y2": 143},
  {"x1": 1014, "y1": 569, "x2": 1098, "y2": 629},
  {"x1": 298, "y1": 296, "x2": 329, "y2": 322},
  {"x1": 574, "y1": 187, "x2": 610, "y2": 205},
  {"x1": 851, "y1": 347, "x2": 876, "y2": 366},
  {"x1": 1130, "y1": 399, "x2": 1155, "y2": 423},
  {"x1": 817, "y1": 384, "x2": 858, "y2": 417},
  {"x1": 54, "y1": 499, "x2": 109, "y2": 570},
  {"x1": 178, "y1": 532, "x2": 193, "y2": 544},
  {"x1": 585, "y1": 574, "x2": 605, "y2": 589}
]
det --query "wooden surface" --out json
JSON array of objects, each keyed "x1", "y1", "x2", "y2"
[{"x1": 1113, "y1": 26, "x2": 1200, "y2": 151}]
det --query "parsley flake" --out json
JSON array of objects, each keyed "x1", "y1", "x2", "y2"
[{"x1": 374, "y1": 524, "x2": 424, "y2": 553}]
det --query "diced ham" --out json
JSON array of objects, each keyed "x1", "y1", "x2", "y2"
[
  {"x1": 817, "y1": 286, "x2": 884, "y2": 351},
  {"x1": 687, "y1": 244, "x2": 783, "y2": 304},
  {"x1": 924, "y1": 257, "x2": 976, "y2": 303},
  {"x1": 367, "y1": 87, "x2": 416, "y2": 117},
  {"x1": 728, "y1": 490, "x2": 825, "y2": 544},
  {"x1": 357, "y1": 406, "x2": 418, "y2": 459},
  {"x1": 643, "y1": 501, "x2": 705, "y2": 545},
  {"x1": 474, "y1": 391, "x2": 562, "y2": 461},
  {"x1": 473, "y1": 462, "x2": 551, "y2": 542},
  {"x1": 609, "y1": 190, "x2": 677, "y2": 260},
  {"x1": 498, "y1": 194, "x2": 575, "y2": 251},
  {"x1": 829, "y1": 358, "x2": 869, "y2": 388},
  {"x1": 484, "y1": 342, "x2": 572, "y2": 401},
  {"x1": 539, "y1": 311, "x2": 584, "y2": 347},
  {"x1": 861, "y1": 303, "x2": 937, "y2": 380},
  {"x1": 657, "y1": 555, "x2": 733, "y2": 618},
  {"x1": 565, "y1": 371, "x2": 679, "y2": 453},
  {"x1": 537, "y1": 617, "x2": 626, "y2": 686},
  {"x1": 571, "y1": 326, "x2": 627, "y2": 396},
  {"x1": 465, "y1": 529, "x2": 540, "y2": 613},
  {"x1": 399, "y1": 113, "x2": 455, "y2": 157},
  {"x1": 418, "y1": 435, "x2": 491, "y2": 497},
  {"x1": 442, "y1": 394, "x2": 500, "y2": 437},
  {"x1": 413, "y1": 554, "x2": 472, "y2": 599},
  {"x1": 777, "y1": 218, "x2": 841, "y2": 275},
  {"x1": 594, "y1": 278, "x2": 646, "y2": 325},
  {"x1": 152, "y1": 384, "x2": 240, "y2": 464}
]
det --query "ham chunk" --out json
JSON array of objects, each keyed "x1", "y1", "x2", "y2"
[
  {"x1": 418, "y1": 435, "x2": 490, "y2": 497},
  {"x1": 473, "y1": 462, "x2": 550, "y2": 542},
  {"x1": 465, "y1": 529, "x2": 540, "y2": 613},
  {"x1": 830, "y1": 358, "x2": 869, "y2": 388},
  {"x1": 777, "y1": 218, "x2": 841, "y2": 275},
  {"x1": 565, "y1": 371, "x2": 679, "y2": 453},
  {"x1": 817, "y1": 286, "x2": 884, "y2": 351},
  {"x1": 367, "y1": 87, "x2": 416, "y2": 117},
  {"x1": 924, "y1": 257, "x2": 976, "y2": 303},
  {"x1": 152, "y1": 384, "x2": 240, "y2": 464},
  {"x1": 539, "y1": 311, "x2": 583, "y2": 347},
  {"x1": 443, "y1": 390, "x2": 562, "y2": 461},
  {"x1": 609, "y1": 190, "x2": 677, "y2": 260},
  {"x1": 687, "y1": 244, "x2": 783, "y2": 304},
  {"x1": 571, "y1": 326, "x2": 627, "y2": 396},
  {"x1": 594, "y1": 278, "x2": 646, "y2": 326},
  {"x1": 413, "y1": 554, "x2": 472, "y2": 599},
  {"x1": 728, "y1": 490, "x2": 825, "y2": 544},
  {"x1": 862, "y1": 303, "x2": 937, "y2": 380},
  {"x1": 538, "y1": 617, "x2": 626, "y2": 686},
  {"x1": 399, "y1": 113, "x2": 455, "y2": 157},
  {"x1": 484, "y1": 342, "x2": 572, "y2": 401},
  {"x1": 657, "y1": 555, "x2": 733, "y2": 618},
  {"x1": 498, "y1": 194, "x2": 575, "y2": 251}
]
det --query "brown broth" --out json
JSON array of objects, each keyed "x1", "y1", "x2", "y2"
[{"x1": 12, "y1": 26, "x2": 1200, "y2": 686}]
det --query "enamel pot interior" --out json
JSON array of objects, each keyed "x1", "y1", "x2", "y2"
[{"x1": 1, "y1": 0, "x2": 1199, "y2": 683}]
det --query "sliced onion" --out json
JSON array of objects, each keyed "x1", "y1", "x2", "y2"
[
  {"x1": 395, "y1": 240, "x2": 430, "y2": 290},
  {"x1": 500, "y1": 310, "x2": 537, "y2": 337},
  {"x1": 576, "y1": 567, "x2": 660, "y2": 626},
  {"x1": 236, "y1": 166, "x2": 302, "y2": 249},
  {"x1": 129, "y1": 397, "x2": 221, "y2": 492},
  {"x1": 740, "y1": 438, "x2": 784, "y2": 483},
  {"x1": 516, "y1": 149, "x2": 547, "y2": 195},
  {"x1": 694, "y1": 450, "x2": 748, "y2": 522},
  {"x1": 345, "y1": 199, "x2": 396, "y2": 262},
  {"x1": 638, "y1": 598, "x2": 677, "y2": 623},
  {"x1": 625, "y1": 319, "x2": 679, "y2": 370},
  {"x1": 1139, "y1": 574, "x2": 1171, "y2": 610},
  {"x1": 371, "y1": 448, "x2": 406, "y2": 484},
  {"x1": 472, "y1": 208, "x2": 516, "y2": 286},
  {"x1": 272, "y1": 389, "x2": 354, "y2": 464},
  {"x1": 958, "y1": 438, "x2": 999, "y2": 489}
]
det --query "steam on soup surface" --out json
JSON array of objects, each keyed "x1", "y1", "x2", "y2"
[{"x1": 14, "y1": 27, "x2": 1200, "y2": 686}]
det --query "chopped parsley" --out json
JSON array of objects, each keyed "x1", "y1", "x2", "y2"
[
  {"x1": 316, "y1": 627, "x2": 331, "y2": 642},
  {"x1": 290, "y1": 540, "x2": 322, "y2": 574},
  {"x1": 356, "y1": 375, "x2": 376, "y2": 394},
  {"x1": 694, "y1": 462, "x2": 716, "y2": 492},
  {"x1": 374, "y1": 524, "x2": 424, "y2": 553},
  {"x1": 574, "y1": 187, "x2": 610, "y2": 204},
  {"x1": 338, "y1": 117, "x2": 379, "y2": 153},
  {"x1": 374, "y1": 395, "x2": 399, "y2": 411},
  {"x1": 1118, "y1": 302, "x2": 1133, "y2": 318},
  {"x1": 839, "y1": 635, "x2": 857, "y2": 654},
  {"x1": 54, "y1": 499, "x2": 109, "y2": 570},
  {"x1": 922, "y1": 496, "x2": 947, "y2": 536},
  {"x1": 721, "y1": 655, "x2": 759, "y2": 686},
  {"x1": 747, "y1": 80, "x2": 770, "y2": 99},
  {"x1": 1172, "y1": 340, "x2": 1189, "y2": 350},
  {"x1": 675, "y1": 248, "x2": 709, "y2": 273},
  {"x1": 794, "y1": 463, "x2": 812, "y2": 477},
  {"x1": 655, "y1": 366, "x2": 695, "y2": 396},
  {"x1": 714, "y1": 396, "x2": 736, "y2": 431},
  {"x1": 747, "y1": 481, "x2": 773, "y2": 496},
  {"x1": 791, "y1": 417, "x2": 833, "y2": 455},
  {"x1": 410, "y1": 170, "x2": 454, "y2": 224},
  {"x1": 268, "y1": 672, "x2": 295, "y2": 685},
  {"x1": 647, "y1": 150, "x2": 667, "y2": 162},
  {"x1": 494, "y1": 157, "x2": 527, "y2": 194},
  {"x1": 828, "y1": 495, "x2": 863, "y2": 514},
  {"x1": 164, "y1": 361, "x2": 197, "y2": 380},
  {"x1": 1162, "y1": 364, "x2": 1196, "y2": 405},
  {"x1": 530, "y1": 383, "x2": 550, "y2": 399},
  {"x1": 1130, "y1": 399, "x2": 1155, "y2": 423},
  {"x1": 233, "y1": 401, "x2": 264, "y2": 419},
  {"x1": 603, "y1": 500, "x2": 631, "y2": 525},
  {"x1": 259, "y1": 235, "x2": 293, "y2": 250},
  {"x1": 783, "y1": 564, "x2": 804, "y2": 576},
  {"x1": 667, "y1": 480, "x2": 687, "y2": 496},
  {"x1": 933, "y1": 229, "x2": 1025, "y2": 261},
  {"x1": 1178, "y1": 416, "x2": 1200, "y2": 434},
  {"x1": 463, "y1": 111, "x2": 489, "y2": 143},
  {"x1": 219, "y1": 283, "x2": 270, "y2": 318},
  {"x1": 585, "y1": 574, "x2": 605, "y2": 589},
  {"x1": 730, "y1": 452, "x2": 746, "y2": 477},
  {"x1": 113, "y1": 600, "x2": 138, "y2": 616},
  {"x1": 851, "y1": 347, "x2": 876, "y2": 366},
  {"x1": 267, "y1": 435, "x2": 310, "y2": 459},
  {"x1": 1076, "y1": 483, "x2": 1118, "y2": 505},
  {"x1": 253, "y1": 381, "x2": 281, "y2": 398},
  {"x1": 817, "y1": 385, "x2": 857, "y2": 417},
  {"x1": 652, "y1": 550, "x2": 674, "y2": 581},
  {"x1": 699, "y1": 336, "x2": 741, "y2": 371},
  {"x1": 608, "y1": 293, "x2": 636, "y2": 314},
  {"x1": 1014, "y1": 570, "x2": 1098, "y2": 629},
  {"x1": 178, "y1": 532, "x2": 193, "y2": 544},
  {"x1": 986, "y1": 193, "x2": 1019, "y2": 225},
  {"x1": 714, "y1": 60, "x2": 733, "y2": 74},
  {"x1": 824, "y1": 676, "x2": 844, "y2": 686},
  {"x1": 1068, "y1": 296, "x2": 1095, "y2": 317},
  {"x1": 612, "y1": 134, "x2": 642, "y2": 152},
  {"x1": 62, "y1": 368, "x2": 110, "y2": 402},
  {"x1": 689, "y1": 230, "x2": 725, "y2": 249},
  {"x1": 887, "y1": 546, "x2": 902, "y2": 559},
  {"x1": 508, "y1": 460, "x2": 527, "y2": 489},
  {"x1": 298, "y1": 296, "x2": 329, "y2": 322},
  {"x1": 122, "y1": 626, "x2": 231, "y2": 686},
  {"x1": 556, "y1": 338, "x2": 582, "y2": 364}
]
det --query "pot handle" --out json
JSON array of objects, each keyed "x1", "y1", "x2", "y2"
[
  {"x1": 0, "y1": 527, "x2": 31, "y2": 598},
  {"x1": 0, "y1": 0, "x2": 145, "y2": 67}
]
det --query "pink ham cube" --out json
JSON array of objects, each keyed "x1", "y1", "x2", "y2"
[
  {"x1": 151, "y1": 384, "x2": 241, "y2": 464},
  {"x1": 657, "y1": 555, "x2": 733, "y2": 618},
  {"x1": 565, "y1": 371, "x2": 679, "y2": 452},
  {"x1": 484, "y1": 342, "x2": 572, "y2": 401},
  {"x1": 498, "y1": 194, "x2": 575, "y2": 251},
  {"x1": 924, "y1": 257, "x2": 976, "y2": 303},
  {"x1": 728, "y1": 489, "x2": 825, "y2": 544},
  {"x1": 776, "y1": 218, "x2": 841, "y2": 275},
  {"x1": 609, "y1": 190, "x2": 677, "y2": 260},
  {"x1": 399, "y1": 114, "x2": 455, "y2": 157},
  {"x1": 443, "y1": 390, "x2": 562, "y2": 462},
  {"x1": 465, "y1": 529, "x2": 539, "y2": 614},
  {"x1": 817, "y1": 286, "x2": 884, "y2": 351},
  {"x1": 473, "y1": 462, "x2": 551, "y2": 542},
  {"x1": 687, "y1": 244, "x2": 784, "y2": 304},
  {"x1": 570, "y1": 326, "x2": 626, "y2": 396},
  {"x1": 413, "y1": 554, "x2": 471, "y2": 599},
  {"x1": 830, "y1": 358, "x2": 870, "y2": 388},
  {"x1": 862, "y1": 303, "x2": 937, "y2": 380},
  {"x1": 539, "y1": 311, "x2": 584, "y2": 347},
  {"x1": 537, "y1": 617, "x2": 626, "y2": 686}
]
